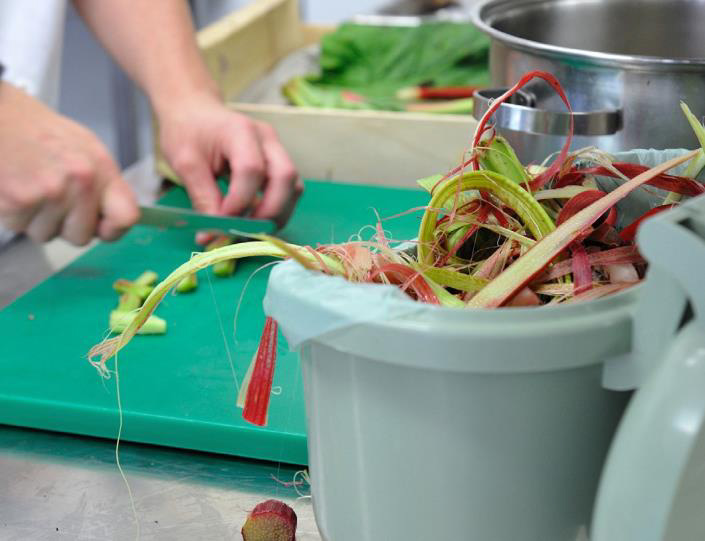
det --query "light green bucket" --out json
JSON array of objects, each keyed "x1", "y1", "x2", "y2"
[{"x1": 264, "y1": 150, "x2": 705, "y2": 541}]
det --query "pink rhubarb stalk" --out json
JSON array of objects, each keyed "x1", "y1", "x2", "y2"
[
  {"x1": 568, "y1": 282, "x2": 636, "y2": 303},
  {"x1": 369, "y1": 263, "x2": 440, "y2": 304},
  {"x1": 535, "y1": 245, "x2": 644, "y2": 282},
  {"x1": 570, "y1": 242, "x2": 593, "y2": 294}
]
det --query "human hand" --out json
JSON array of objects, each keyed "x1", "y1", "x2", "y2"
[
  {"x1": 157, "y1": 93, "x2": 302, "y2": 228},
  {"x1": 0, "y1": 83, "x2": 139, "y2": 245}
]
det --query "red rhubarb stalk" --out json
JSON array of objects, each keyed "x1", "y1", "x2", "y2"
[
  {"x1": 471, "y1": 71, "x2": 573, "y2": 189},
  {"x1": 618, "y1": 204, "x2": 678, "y2": 242},
  {"x1": 398, "y1": 85, "x2": 482, "y2": 100},
  {"x1": 432, "y1": 71, "x2": 574, "y2": 192},
  {"x1": 556, "y1": 190, "x2": 616, "y2": 227},
  {"x1": 556, "y1": 163, "x2": 704, "y2": 196},
  {"x1": 243, "y1": 317, "x2": 279, "y2": 426},
  {"x1": 588, "y1": 223, "x2": 623, "y2": 246}
]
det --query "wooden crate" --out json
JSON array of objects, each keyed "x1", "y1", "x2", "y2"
[{"x1": 156, "y1": 0, "x2": 478, "y2": 187}]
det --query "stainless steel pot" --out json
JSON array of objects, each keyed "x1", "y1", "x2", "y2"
[{"x1": 471, "y1": 0, "x2": 705, "y2": 163}]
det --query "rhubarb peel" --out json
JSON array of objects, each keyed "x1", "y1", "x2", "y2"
[{"x1": 468, "y1": 150, "x2": 699, "y2": 308}]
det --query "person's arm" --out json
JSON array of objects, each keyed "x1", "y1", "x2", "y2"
[
  {"x1": 0, "y1": 82, "x2": 138, "y2": 244},
  {"x1": 73, "y1": 0, "x2": 302, "y2": 224}
]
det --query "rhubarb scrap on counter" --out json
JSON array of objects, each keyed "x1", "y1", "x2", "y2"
[
  {"x1": 109, "y1": 270, "x2": 166, "y2": 335},
  {"x1": 241, "y1": 499, "x2": 297, "y2": 541},
  {"x1": 207, "y1": 234, "x2": 238, "y2": 277}
]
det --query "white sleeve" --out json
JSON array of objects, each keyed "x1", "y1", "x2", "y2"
[{"x1": 0, "y1": 0, "x2": 67, "y2": 108}]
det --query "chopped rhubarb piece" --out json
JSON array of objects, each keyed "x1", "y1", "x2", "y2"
[{"x1": 241, "y1": 499, "x2": 297, "y2": 541}]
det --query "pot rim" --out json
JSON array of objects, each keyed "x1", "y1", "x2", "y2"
[{"x1": 472, "y1": 0, "x2": 705, "y2": 71}]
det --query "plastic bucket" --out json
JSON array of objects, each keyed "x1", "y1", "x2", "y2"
[
  {"x1": 264, "y1": 150, "x2": 705, "y2": 540},
  {"x1": 265, "y1": 264, "x2": 635, "y2": 540}
]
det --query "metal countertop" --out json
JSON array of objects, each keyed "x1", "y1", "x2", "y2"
[{"x1": 0, "y1": 156, "x2": 322, "y2": 541}]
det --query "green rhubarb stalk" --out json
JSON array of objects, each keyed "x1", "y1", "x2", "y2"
[
  {"x1": 417, "y1": 270, "x2": 466, "y2": 307},
  {"x1": 214, "y1": 260, "x2": 237, "y2": 277},
  {"x1": 112, "y1": 270, "x2": 158, "y2": 299},
  {"x1": 665, "y1": 103, "x2": 705, "y2": 204},
  {"x1": 445, "y1": 224, "x2": 472, "y2": 253},
  {"x1": 418, "y1": 170, "x2": 555, "y2": 266},
  {"x1": 175, "y1": 272, "x2": 198, "y2": 293},
  {"x1": 477, "y1": 136, "x2": 530, "y2": 185},
  {"x1": 114, "y1": 270, "x2": 159, "y2": 310},
  {"x1": 480, "y1": 224, "x2": 536, "y2": 247},
  {"x1": 681, "y1": 102, "x2": 705, "y2": 151},
  {"x1": 112, "y1": 279, "x2": 153, "y2": 298},
  {"x1": 421, "y1": 267, "x2": 488, "y2": 292},
  {"x1": 208, "y1": 235, "x2": 237, "y2": 277},
  {"x1": 442, "y1": 218, "x2": 535, "y2": 249},
  {"x1": 88, "y1": 241, "x2": 345, "y2": 375},
  {"x1": 533, "y1": 186, "x2": 592, "y2": 201},
  {"x1": 116, "y1": 292, "x2": 141, "y2": 312},
  {"x1": 468, "y1": 150, "x2": 699, "y2": 308},
  {"x1": 664, "y1": 152, "x2": 705, "y2": 204},
  {"x1": 109, "y1": 311, "x2": 166, "y2": 334},
  {"x1": 282, "y1": 77, "x2": 312, "y2": 107},
  {"x1": 416, "y1": 173, "x2": 444, "y2": 193},
  {"x1": 135, "y1": 270, "x2": 158, "y2": 286}
]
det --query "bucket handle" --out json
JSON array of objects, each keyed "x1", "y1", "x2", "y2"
[
  {"x1": 593, "y1": 194, "x2": 705, "y2": 540},
  {"x1": 472, "y1": 87, "x2": 622, "y2": 137}
]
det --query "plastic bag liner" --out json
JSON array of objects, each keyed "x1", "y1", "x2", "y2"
[
  {"x1": 264, "y1": 149, "x2": 702, "y2": 350},
  {"x1": 262, "y1": 262, "x2": 427, "y2": 349}
]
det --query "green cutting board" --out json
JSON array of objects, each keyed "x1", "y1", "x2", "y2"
[{"x1": 0, "y1": 180, "x2": 427, "y2": 465}]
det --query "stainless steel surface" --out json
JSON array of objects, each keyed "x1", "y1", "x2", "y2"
[
  {"x1": 472, "y1": 0, "x2": 705, "y2": 160},
  {"x1": 473, "y1": 87, "x2": 621, "y2": 136},
  {"x1": 0, "y1": 156, "x2": 321, "y2": 541},
  {"x1": 138, "y1": 205, "x2": 277, "y2": 235},
  {"x1": 0, "y1": 426, "x2": 320, "y2": 541}
]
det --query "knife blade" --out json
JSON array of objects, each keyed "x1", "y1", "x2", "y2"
[{"x1": 138, "y1": 205, "x2": 277, "y2": 235}]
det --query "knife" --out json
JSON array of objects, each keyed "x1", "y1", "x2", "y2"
[{"x1": 138, "y1": 204, "x2": 278, "y2": 235}]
